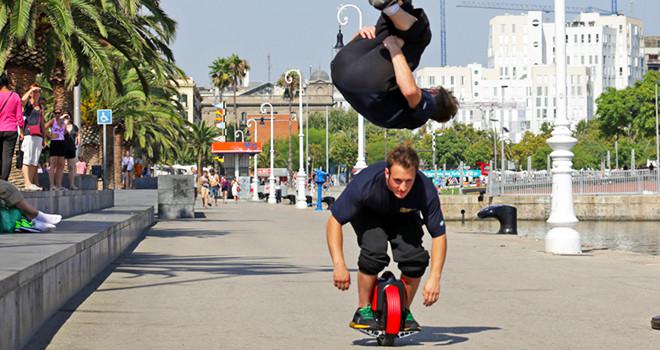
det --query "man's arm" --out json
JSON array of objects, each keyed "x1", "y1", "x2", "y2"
[
  {"x1": 422, "y1": 234, "x2": 447, "y2": 306},
  {"x1": 326, "y1": 215, "x2": 351, "y2": 291},
  {"x1": 383, "y1": 36, "x2": 422, "y2": 109}
]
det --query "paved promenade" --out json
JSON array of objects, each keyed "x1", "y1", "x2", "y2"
[{"x1": 27, "y1": 199, "x2": 660, "y2": 349}]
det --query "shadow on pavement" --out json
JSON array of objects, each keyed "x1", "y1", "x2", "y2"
[
  {"x1": 352, "y1": 326, "x2": 501, "y2": 347},
  {"x1": 146, "y1": 228, "x2": 235, "y2": 238}
]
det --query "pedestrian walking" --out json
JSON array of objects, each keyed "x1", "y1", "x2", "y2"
[
  {"x1": 76, "y1": 156, "x2": 87, "y2": 175},
  {"x1": 200, "y1": 171, "x2": 210, "y2": 209},
  {"x1": 231, "y1": 177, "x2": 240, "y2": 203},
  {"x1": 121, "y1": 149, "x2": 134, "y2": 189},
  {"x1": 209, "y1": 168, "x2": 220, "y2": 206}
]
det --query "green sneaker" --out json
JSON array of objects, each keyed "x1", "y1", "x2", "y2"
[
  {"x1": 15, "y1": 217, "x2": 38, "y2": 233},
  {"x1": 403, "y1": 309, "x2": 420, "y2": 331},
  {"x1": 350, "y1": 305, "x2": 379, "y2": 330}
]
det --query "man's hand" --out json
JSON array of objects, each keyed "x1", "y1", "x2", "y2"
[
  {"x1": 333, "y1": 264, "x2": 351, "y2": 291},
  {"x1": 422, "y1": 278, "x2": 441, "y2": 306},
  {"x1": 357, "y1": 26, "x2": 376, "y2": 39},
  {"x1": 383, "y1": 35, "x2": 404, "y2": 52}
]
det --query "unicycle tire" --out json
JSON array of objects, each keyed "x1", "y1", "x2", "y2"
[{"x1": 377, "y1": 334, "x2": 396, "y2": 346}]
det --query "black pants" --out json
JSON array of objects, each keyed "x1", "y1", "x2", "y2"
[
  {"x1": 331, "y1": 5, "x2": 432, "y2": 93},
  {"x1": 350, "y1": 211, "x2": 430, "y2": 278},
  {"x1": 0, "y1": 131, "x2": 17, "y2": 181}
]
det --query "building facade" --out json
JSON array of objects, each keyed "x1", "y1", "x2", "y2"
[
  {"x1": 174, "y1": 77, "x2": 202, "y2": 124},
  {"x1": 200, "y1": 69, "x2": 335, "y2": 134},
  {"x1": 416, "y1": 11, "x2": 644, "y2": 143},
  {"x1": 643, "y1": 36, "x2": 660, "y2": 72}
]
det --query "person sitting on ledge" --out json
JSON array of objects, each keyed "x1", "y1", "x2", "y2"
[{"x1": 1, "y1": 180, "x2": 62, "y2": 232}]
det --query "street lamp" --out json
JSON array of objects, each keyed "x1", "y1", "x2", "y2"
[
  {"x1": 489, "y1": 116, "x2": 498, "y2": 171},
  {"x1": 286, "y1": 69, "x2": 308, "y2": 209},
  {"x1": 234, "y1": 130, "x2": 244, "y2": 179},
  {"x1": 501, "y1": 127, "x2": 509, "y2": 174},
  {"x1": 246, "y1": 118, "x2": 260, "y2": 202},
  {"x1": 337, "y1": 3, "x2": 367, "y2": 172},
  {"x1": 260, "y1": 103, "x2": 277, "y2": 204},
  {"x1": 655, "y1": 82, "x2": 659, "y2": 169}
]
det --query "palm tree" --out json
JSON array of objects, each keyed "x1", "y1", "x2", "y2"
[
  {"x1": 187, "y1": 121, "x2": 222, "y2": 179},
  {"x1": 226, "y1": 54, "x2": 250, "y2": 130},
  {"x1": 209, "y1": 57, "x2": 232, "y2": 101},
  {"x1": 277, "y1": 71, "x2": 300, "y2": 185}
]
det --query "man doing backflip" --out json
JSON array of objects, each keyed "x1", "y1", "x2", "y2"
[
  {"x1": 332, "y1": 0, "x2": 458, "y2": 130},
  {"x1": 326, "y1": 143, "x2": 447, "y2": 331}
]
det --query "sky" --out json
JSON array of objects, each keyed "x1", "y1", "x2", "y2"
[{"x1": 160, "y1": 0, "x2": 660, "y2": 87}]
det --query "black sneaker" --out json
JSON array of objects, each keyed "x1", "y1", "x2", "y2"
[
  {"x1": 369, "y1": 0, "x2": 399, "y2": 11},
  {"x1": 349, "y1": 305, "x2": 379, "y2": 330},
  {"x1": 403, "y1": 309, "x2": 420, "y2": 331}
]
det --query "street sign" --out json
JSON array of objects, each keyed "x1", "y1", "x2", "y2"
[
  {"x1": 97, "y1": 109, "x2": 112, "y2": 125},
  {"x1": 215, "y1": 122, "x2": 225, "y2": 129}
]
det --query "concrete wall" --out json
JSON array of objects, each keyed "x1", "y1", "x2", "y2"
[
  {"x1": 21, "y1": 190, "x2": 113, "y2": 219},
  {"x1": 0, "y1": 207, "x2": 154, "y2": 350},
  {"x1": 36, "y1": 174, "x2": 99, "y2": 191},
  {"x1": 440, "y1": 194, "x2": 660, "y2": 221}
]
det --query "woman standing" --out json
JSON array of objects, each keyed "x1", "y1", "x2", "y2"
[
  {"x1": 63, "y1": 113, "x2": 80, "y2": 189},
  {"x1": 231, "y1": 177, "x2": 240, "y2": 203},
  {"x1": 0, "y1": 73, "x2": 24, "y2": 181},
  {"x1": 199, "y1": 170, "x2": 211, "y2": 209},
  {"x1": 121, "y1": 149, "x2": 134, "y2": 189},
  {"x1": 20, "y1": 84, "x2": 46, "y2": 190},
  {"x1": 45, "y1": 111, "x2": 67, "y2": 190}
]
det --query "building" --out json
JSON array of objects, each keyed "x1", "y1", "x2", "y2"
[
  {"x1": 200, "y1": 69, "x2": 335, "y2": 133},
  {"x1": 174, "y1": 77, "x2": 202, "y2": 124},
  {"x1": 416, "y1": 11, "x2": 644, "y2": 143},
  {"x1": 643, "y1": 36, "x2": 660, "y2": 72}
]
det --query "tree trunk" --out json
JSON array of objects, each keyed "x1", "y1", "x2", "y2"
[
  {"x1": 113, "y1": 127, "x2": 123, "y2": 189},
  {"x1": 233, "y1": 88, "x2": 239, "y2": 133},
  {"x1": 5, "y1": 64, "x2": 39, "y2": 95}
]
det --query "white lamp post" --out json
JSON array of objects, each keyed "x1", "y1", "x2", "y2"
[
  {"x1": 337, "y1": 4, "x2": 367, "y2": 172},
  {"x1": 260, "y1": 103, "x2": 278, "y2": 204},
  {"x1": 286, "y1": 69, "x2": 308, "y2": 209},
  {"x1": 234, "y1": 130, "x2": 244, "y2": 179},
  {"x1": 545, "y1": 0, "x2": 581, "y2": 254},
  {"x1": 247, "y1": 118, "x2": 260, "y2": 201}
]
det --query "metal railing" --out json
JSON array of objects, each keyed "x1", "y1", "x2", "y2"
[{"x1": 488, "y1": 169, "x2": 660, "y2": 196}]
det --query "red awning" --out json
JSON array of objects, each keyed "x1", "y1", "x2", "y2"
[{"x1": 211, "y1": 142, "x2": 262, "y2": 155}]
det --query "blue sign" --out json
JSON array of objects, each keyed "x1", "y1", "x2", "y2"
[{"x1": 97, "y1": 109, "x2": 112, "y2": 125}]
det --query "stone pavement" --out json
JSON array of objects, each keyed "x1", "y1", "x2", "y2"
[{"x1": 26, "y1": 199, "x2": 660, "y2": 349}]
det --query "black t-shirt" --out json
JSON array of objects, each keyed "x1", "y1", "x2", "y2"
[
  {"x1": 64, "y1": 124, "x2": 79, "y2": 148},
  {"x1": 23, "y1": 102, "x2": 43, "y2": 136},
  {"x1": 339, "y1": 89, "x2": 435, "y2": 130},
  {"x1": 331, "y1": 161, "x2": 446, "y2": 237}
]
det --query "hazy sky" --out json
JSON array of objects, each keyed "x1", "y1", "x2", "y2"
[{"x1": 160, "y1": 0, "x2": 660, "y2": 87}]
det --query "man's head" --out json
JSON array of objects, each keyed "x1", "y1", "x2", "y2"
[
  {"x1": 385, "y1": 143, "x2": 419, "y2": 199},
  {"x1": 426, "y1": 87, "x2": 459, "y2": 123}
]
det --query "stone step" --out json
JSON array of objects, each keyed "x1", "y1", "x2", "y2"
[{"x1": 0, "y1": 205, "x2": 155, "y2": 350}]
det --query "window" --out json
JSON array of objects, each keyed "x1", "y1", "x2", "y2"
[
  {"x1": 581, "y1": 56, "x2": 585, "y2": 64},
  {"x1": 589, "y1": 56, "x2": 592, "y2": 64},
  {"x1": 596, "y1": 34, "x2": 599, "y2": 43},
  {"x1": 501, "y1": 24, "x2": 506, "y2": 33},
  {"x1": 595, "y1": 55, "x2": 598, "y2": 64},
  {"x1": 533, "y1": 41, "x2": 539, "y2": 48},
  {"x1": 588, "y1": 34, "x2": 591, "y2": 43},
  {"x1": 577, "y1": 86, "x2": 582, "y2": 96},
  {"x1": 450, "y1": 76, "x2": 454, "y2": 85},
  {"x1": 461, "y1": 76, "x2": 465, "y2": 85},
  {"x1": 512, "y1": 24, "x2": 516, "y2": 33},
  {"x1": 574, "y1": 34, "x2": 578, "y2": 43},
  {"x1": 581, "y1": 34, "x2": 584, "y2": 43},
  {"x1": 513, "y1": 67, "x2": 517, "y2": 77},
  {"x1": 567, "y1": 56, "x2": 571, "y2": 64},
  {"x1": 474, "y1": 81, "x2": 479, "y2": 86},
  {"x1": 619, "y1": 67, "x2": 623, "y2": 76},
  {"x1": 494, "y1": 87, "x2": 498, "y2": 96},
  {"x1": 429, "y1": 76, "x2": 435, "y2": 86},
  {"x1": 474, "y1": 92, "x2": 479, "y2": 97}
]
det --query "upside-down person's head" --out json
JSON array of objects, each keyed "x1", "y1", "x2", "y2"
[
  {"x1": 426, "y1": 87, "x2": 459, "y2": 123},
  {"x1": 385, "y1": 143, "x2": 419, "y2": 199}
]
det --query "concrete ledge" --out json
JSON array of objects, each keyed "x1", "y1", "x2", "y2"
[
  {"x1": 440, "y1": 194, "x2": 660, "y2": 221},
  {"x1": 0, "y1": 206, "x2": 154, "y2": 350},
  {"x1": 36, "y1": 174, "x2": 99, "y2": 191},
  {"x1": 20, "y1": 190, "x2": 113, "y2": 219}
]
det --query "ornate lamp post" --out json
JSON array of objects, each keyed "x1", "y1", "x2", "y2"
[
  {"x1": 286, "y1": 69, "x2": 308, "y2": 209},
  {"x1": 247, "y1": 118, "x2": 260, "y2": 201},
  {"x1": 545, "y1": 0, "x2": 581, "y2": 254},
  {"x1": 337, "y1": 4, "x2": 367, "y2": 172},
  {"x1": 260, "y1": 103, "x2": 278, "y2": 204}
]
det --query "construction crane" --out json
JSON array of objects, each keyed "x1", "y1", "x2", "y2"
[
  {"x1": 440, "y1": 0, "x2": 447, "y2": 66},
  {"x1": 456, "y1": 1, "x2": 614, "y2": 15}
]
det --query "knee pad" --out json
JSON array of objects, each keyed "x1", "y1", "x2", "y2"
[
  {"x1": 397, "y1": 249, "x2": 429, "y2": 278},
  {"x1": 358, "y1": 250, "x2": 390, "y2": 275}
]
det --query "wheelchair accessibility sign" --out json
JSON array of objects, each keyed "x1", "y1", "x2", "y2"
[{"x1": 97, "y1": 109, "x2": 113, "y2": 125}]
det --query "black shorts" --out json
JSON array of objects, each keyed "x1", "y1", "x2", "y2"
[
  {"x1": 49, "y1": 140, "x2": 67, "y2": 157},
  {"x1": 350, "y1": 211, "x2": 429, "y2": 278}
]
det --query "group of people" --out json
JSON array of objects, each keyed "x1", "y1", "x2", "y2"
[
  {"x1": 194, "y1": 168, "x2": 240, "y2": 208},
  {"x1": 0, "y1": 74, "x2": 83, "y2": 191},
  {"x1": 327, "y1": 1, "x2": 458, "y2": 332}
]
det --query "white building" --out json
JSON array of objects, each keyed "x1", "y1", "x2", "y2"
[
  {"x1": 417, "y1": 11, "x2": 644, "y2": 143},
  {"x1": 174, "y1": 77, "x2": 202, "y2": 124}
]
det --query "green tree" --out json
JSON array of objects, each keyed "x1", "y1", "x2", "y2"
[
  {"x1": 208, "y1": 57, "x2": 232, "y2": 101},
  {"x1": 277, "y1": 70, "x2": 301, "y2": 181},
  {"x1": 226, "y1": 54, "x2": 249, "y2": 129},
  {"x1": 187, "y1": 121, "x2": 222, "y2": 179}
]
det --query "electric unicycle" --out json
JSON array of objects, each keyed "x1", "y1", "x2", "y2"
[{"x1": 354, "y1": 271, "x2": 421, "y2": 346}]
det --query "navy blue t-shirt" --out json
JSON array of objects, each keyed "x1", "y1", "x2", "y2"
[
  {"x1": 339, "y1": 89, "x2": 435, "y2": 130},
  {"x1": 331, "y1": 161, "x2": 446, "y2": 237}
]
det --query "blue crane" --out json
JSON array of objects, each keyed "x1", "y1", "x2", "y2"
[{"x1": 456, "y1": 1, "x2": 616, "y2": 15}]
